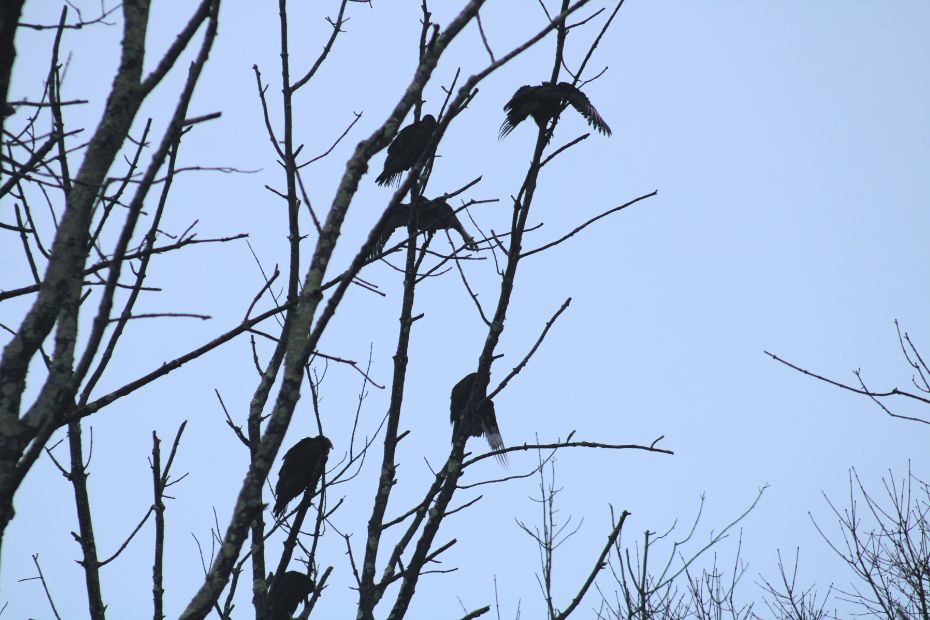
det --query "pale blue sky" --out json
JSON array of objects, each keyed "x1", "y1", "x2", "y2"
[{"x1": 3, "y1": 1, "x2": 930, "y2": 618}]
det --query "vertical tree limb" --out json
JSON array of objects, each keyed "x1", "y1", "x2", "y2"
[
  {"x1": 151, "y1": 431, "x2": 165, "y2": 620},
  {"x1": 357, "y1": 207, "x2": 424, "y2": 620},
  {"x1": 67, "y1": 420, "x2": 106, "y2": 620},
  {"x1": 0, "y1": 0, "x2": 26, "y2": 165},
  {"x1": 152, "y1": 421, "x2": 187, "y2": 620}
]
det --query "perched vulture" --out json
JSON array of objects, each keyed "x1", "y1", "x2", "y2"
[
  {"x1": 376, "y1": 114, "x2": 437, "y2": 186},
  {"x1": 273, "y1": 435, "x2": 332, "y2": 518},
  {"x1": 499, "y1": 82, "x2": 611, "y2": 138},
  {"x1": 450, "y1": 372, "x2": 507, "y2": 465},
  {"x1": 269, "y1": 570, "x2": 315, "y2": 620},
  {"x1": 369, "y1": 197, "x2": 478, "y2": 260}
]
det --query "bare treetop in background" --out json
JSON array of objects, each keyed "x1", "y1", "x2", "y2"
[{"x1": 0, "y1": 0, "x2": 668, "y2": 618}]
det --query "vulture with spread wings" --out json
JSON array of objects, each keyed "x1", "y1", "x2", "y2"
[
  {"x1": 273, "y1": 435, "x2": 331, "y2": 518},
  {"x1": 376, "y1": 114, "x2": 437, "y2": 186},
  {"x1": 369, "y1": 197, "x2": 478, "y2": 260},
  {"x1": 269, "y1": 570, "x2": 315, "y2": 620},
  {"x1": 500, "y1": 82, "x2": 611, "y2": 138},
  {"x1": 450, "y1": 372, "x2": 507, "y2": 465}
]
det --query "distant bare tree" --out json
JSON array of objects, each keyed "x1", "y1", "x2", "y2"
[
  {"x1": 813, "y1": 467, "x2": 930, "y2": 620},
  {"x1": 768, "y1": 320, "x2": 928, "y2": 619},
  {"x1": 758, "y1": 550, "x2": 837, "y2": 620},
  {"x1": 593, "y1": 488, "x2": 764, "y2": 620},
  {"x1": 504, "y1": 449, "x2": 767, "y2": 620}
]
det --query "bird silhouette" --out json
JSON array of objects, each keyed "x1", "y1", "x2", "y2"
[
  {"x1": 500, "y1": 82, "x2": 611, "y2": 138},
  {"x1": 273, "y1": 435, "x2": 331, "y2": 518},
  {"x1": 450, "y1": 372, "x2": 507, "y2": 465},
  {"x1": 268, "y1": 570, "x2": 315, "y2": 620},
  {"x1": 376, "y1": 114, "x2": 437, "y2": 186},
  {"x1": 369, "y1": 197, "x2": 478, "y2": 260}
]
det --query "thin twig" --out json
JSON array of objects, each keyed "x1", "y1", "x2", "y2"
[
  {"x1": 521, "y1": 190, "x2": 657, "y2": 258},
  {"x1": 765, "y1": 351, "x2": 930, "y2": 424},
  {"x1": 488, "y1": 297, "x2": 571, "y2": 400},
  {"x1": 26, "y1": 554, "x2": 63, "y2": 620},
  {"x1": 464, "y1": 439, "x2": 673, "y2": 468}
]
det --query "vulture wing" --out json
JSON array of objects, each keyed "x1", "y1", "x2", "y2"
[
  {"x1": 450, "y1": 373, "x2": 507, "y2": 465},
  {"x1": 558, "y1": 82, "x2": 612, "y2": 136},
  {"x1": 368, "y1": 198, "x2": 478, "y2": 260},
  {"x1": 376, "y1": 115, "x2": 437, "y2": 186},
  {"x1": 450, "y1": 372, "x2": 478, "y2": 432},
  {"x1": 302, "y1": 439, "x2": 329, "y2": 501},
  {"x1": 421, "y1": 199, "x2": 478, "y2": 251},
  {"x1": 269, "y1": 571, "x2": 314, "y2": 620},
  {"x1": 272, "y1": 436, "x2": 331, "y2": 518},
  {"x1": 478, "y1": 399, "x2": 508, "y2": 466},
  {"x1": 274, "y1": 440, "x2": 310, "y2": 517},
  {"x1": 499, "y1": 85, "x2": 538, "y2": 139},
  {"x1": 368, "y1": 203, "x2": 411, "y2": 260}
]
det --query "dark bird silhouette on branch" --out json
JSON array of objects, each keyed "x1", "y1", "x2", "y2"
[
  {"x1": 376, "y1": 114, "x2": 437, "y2": 186},
  {"x1": 500, "y1": 82, "x2": 611, "y2": 138},
  {"x1": 268, "y1": 570, "x2": 315, "y2": 620},
  {"x1": 450, "y1": 372, "x2": 507, "y2": 465},
  {"x1": 369, "y1": 196, "x2": 478, "y2": 260},
  {"x1": 273, "y1": 435, "x2": 332, "y2": 518}
]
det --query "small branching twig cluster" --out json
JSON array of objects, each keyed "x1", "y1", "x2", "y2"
[
  {"x1": 596, "y1": 488, "x2": 766, "y2": 620},
  {"x1": 813, "y1": 466, "x2": 930, "y2": 619}
]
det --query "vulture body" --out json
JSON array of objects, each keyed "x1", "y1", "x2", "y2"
[
  {"x1": 273, "y1": 435, "x2": 331, "y2": 518},
  {"x1": 370, "y1": 197, "x2": 478, "y2": 260},
  {"x1": 376, "y1": 114, "x2": 437, "y2": 186},
  {"x1": 500, "y1": 82, "x2": 611, "y2": 138},
  {"x1": 450, "y1": 372, "x2": 507, "y2": 465},
  {"x1": 269, "y1": 570, "x2": 315, "y2": 620}
]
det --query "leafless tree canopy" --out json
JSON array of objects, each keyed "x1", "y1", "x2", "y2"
[{"x1": 0, "y1": 1, "x2": 675, "y2": 618}]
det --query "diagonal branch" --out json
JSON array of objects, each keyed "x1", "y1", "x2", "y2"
[
  {"x1": 521, "y1": 190, "x2": 657, "y2": 258},
  {"x1": 555, "y1": 508, "x2": 630, "y2": 620},
  {"x1": 765, "y1": 351, "x2": 930, "y2": 424},
  {"x1": 488, "y1": 297, "x2": 571, "y2": 401}
]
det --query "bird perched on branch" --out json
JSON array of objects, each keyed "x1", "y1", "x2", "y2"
[
  {"x1": 376, "y1": 114, "x2": 437, "y2": 186},
  {"x1": 450, "y1": 372, "x2": 507, "y2": 465},
  {"x1": 269, "y1": 570, "x2": 315, "y2": 620},
  {"x1": 273, "y1": 435, "x2": 331, "y2": 518},
  {"x1": 369, "y1": 196, "x2": 478, "y2": 260},
  {"x1": 499, "y1": 82, "x2": 611, "y2": 138}
]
